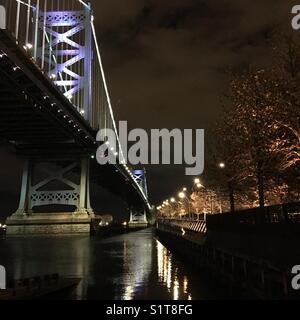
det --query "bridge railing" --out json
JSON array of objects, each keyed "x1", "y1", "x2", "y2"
[
  {"x1": 206, "y1": 202, "x2": 300, "y2": 231},
  {"x1": 158, "y1": 218, "x2": 207, "y2": 234},
  {"x1": 158, "y1": 202, "x2": 300, "y2": 234}
]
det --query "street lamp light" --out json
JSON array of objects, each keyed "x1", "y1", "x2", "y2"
[
  {"x1": 182, "y1": 187, "x2": 187, "y2": 192},
  {"x1": 219, "y1": 162, "x2": 225, "y2": 169},
  {"x1": 194, "y1": 178, "x2": 200, "y2": 184},
  {"x1": 178, "y1": 192, "x2": 185, "y2": 199}
]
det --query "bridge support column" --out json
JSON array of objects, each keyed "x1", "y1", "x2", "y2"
[
  {"x1": 128, "y1": 207, "x2": 148, "y2": 228},
  {"x1": 6, "y1": 157, "x2": 94, "y2": 235},
  {"x1": 13, "y1": 159, "x2": 31, "y2": 216}
]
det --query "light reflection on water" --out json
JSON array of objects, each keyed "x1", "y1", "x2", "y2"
[
  {"x1": 156, "y1": 240, "x2": 192, "y2": 300},
  {"x1": 0, "y1": 229, "x2": 217, "y2": 300}
]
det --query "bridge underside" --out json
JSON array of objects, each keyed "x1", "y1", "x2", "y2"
[
  {"x1": 128, "y1": 208, "x2": 148, "y2": 228},
  {"x1": 0, "y1": 30, "x2": 149, "y2": 234}
]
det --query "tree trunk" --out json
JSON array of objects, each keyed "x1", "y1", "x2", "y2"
[
  {"x1": 257, "y1": 170, "x2": 266, "y2": 224},
  {"x1": 258, "y1": 173, "x2": 265, "y2": 209},
  {"x1": 228, "y1": 183, "x2": 235, "y2": 213}
]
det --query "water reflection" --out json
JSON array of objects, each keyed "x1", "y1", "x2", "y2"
[
  {"x1": 0, "y1": 229, "x2": 219, "y2": 299},
  {"x1": 156, "y1": 240, "x2": 193, "y2": 300},
  {"x1": 117, "y1": 236, "x2": 152, "y2": 300}
]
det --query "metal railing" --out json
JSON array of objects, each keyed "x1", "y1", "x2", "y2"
[
  {"x1": 158, "y1": 218, "x2": 207, "y2": 234},
  {"x1": 206, "y1": 202, "x2": 300, "y2": 230}
]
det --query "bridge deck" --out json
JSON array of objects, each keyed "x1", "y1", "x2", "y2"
[{"x1": 0, "y1": 30, "x2": 148, "y2": 208}]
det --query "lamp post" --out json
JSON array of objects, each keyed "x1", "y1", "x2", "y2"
[
  {"x1": 156, "y1": 206, "x2": 162, "y2": 219},
  {"x1": 163, "y1": 200, "x2": 171, "y2": 219},
  {"x1": 178, "y1": 192, "x2": 191, "y2": 220},
  {"x1": 218, "y1": 162, "x2": 226, "y2": 213},
  {"x1": 195, "y1": 181, "x2": 214, "y2": 215},
  {"x1": 169, "y1": 197, "x2": 178, "y2": 219}
]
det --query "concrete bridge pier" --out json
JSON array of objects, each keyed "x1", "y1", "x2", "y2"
[
  {"x1": 6, "y1": 157, "x2": 94, "y2": 235},
  {"x1": 128, "y1": 207, "x2": 148, "y2": 228}
]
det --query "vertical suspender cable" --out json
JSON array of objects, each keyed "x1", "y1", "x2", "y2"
[
  {"x1": 48, "y1": 0, "x2": 53, "y2": 74},
  {"x1": 25, "y1": 0, "x2": 31, "y2": 45},
  {"x1": 41, "y1": 0, "x2": 47, "y2": 70},
  {"x1": 15, "y1": 0, "x2": 21, "y2": 42},
  {"x1": 34, "y1": 0, "x2": 40, "y2": 60}
]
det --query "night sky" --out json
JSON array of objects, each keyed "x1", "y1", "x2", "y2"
[{"x1": 0, "y1": 0, "x2": 297, "y2": 220}]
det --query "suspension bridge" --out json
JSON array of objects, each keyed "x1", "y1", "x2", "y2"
[{"x1": 0, "y1": 0, "x2": 150, "y2": 234}]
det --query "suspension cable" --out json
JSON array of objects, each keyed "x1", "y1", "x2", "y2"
[
  {"x1": 91, "y1": 17, "x2": 125, "y2": 164},
  {"x1": 77, "y1": 0, "x2": 90, "y2": 10},
  {"x1": 16, "y1": 0, "x2": 34, "y2": 9}
]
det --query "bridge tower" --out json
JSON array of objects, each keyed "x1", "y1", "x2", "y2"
[
  {"x1": 6, "y1": 5, "x2": 94, "y2": 235},
  {"x1": 129, "y1": 169, "x2": 148, "y2": 228}
]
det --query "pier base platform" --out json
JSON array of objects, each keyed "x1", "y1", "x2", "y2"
[{"x1": 6, "y1": 212, "x2": 91, "y2": 236}]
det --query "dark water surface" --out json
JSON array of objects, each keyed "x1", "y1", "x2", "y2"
[{"x1": 0, "y1": 228, "x2": 224, "y2": 300}]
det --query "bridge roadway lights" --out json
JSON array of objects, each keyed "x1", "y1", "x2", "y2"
[
  {"x1": 6, "y1": 157, "x2": 94, "y2": 236},
  {"x1": 128, "y1": 208, "x2": 148, "y2": 228}
]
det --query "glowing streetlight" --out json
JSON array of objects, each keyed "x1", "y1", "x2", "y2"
[
  {"x1": 194, "y1": 178, "x2": 200, "y2": 184},
  {"x1": 170, "y1": 197, "x2": 176, "y2": 203},
  {"x1": 219, "y1": 162, "x2": 225, "y2": 169},
  {"x1": 178, "y1": 192, "x2": 185, "y2": 199},
  {"x1": 23, "y1": 43, "x2": 33, "y2": 50},
  {"x1": 182, "y1": 187, "x2": 187, "y2": 192}
]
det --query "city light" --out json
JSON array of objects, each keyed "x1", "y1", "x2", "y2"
[
  {"x1": 170, "y1": 198, "x2": 175, "y2": 203},
  {"x1": 178, "y1": 192, "x2": 185, "y2": 199},
  {"x1": 23, "y1": 43, "x2": 33, "y2": 50},
  {"x1": 219, "y1": 162, "x2": 225, "y2": 168},
  {"x1": 194, "y1": 178, "x2": 200, "y2": 184}
]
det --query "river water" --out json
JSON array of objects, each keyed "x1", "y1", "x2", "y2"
[{"x1": 0, "y1": 228, "x2": 224, "y2": 300}]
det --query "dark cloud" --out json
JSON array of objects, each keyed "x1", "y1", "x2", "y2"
[{"x1": 91, "y1": 0, "x2": 296, "y2": 204}]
